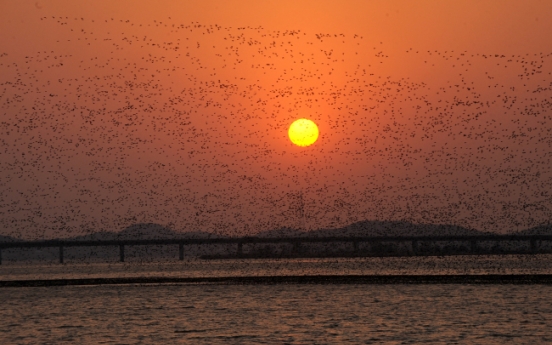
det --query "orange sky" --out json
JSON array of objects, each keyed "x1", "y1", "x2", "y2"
[
  {"x1": 1, "y1": 1, "x2": 552, "y2": 238},
  {"x1": 3, "y1": 1, "x2": 552, "y2": 56}
]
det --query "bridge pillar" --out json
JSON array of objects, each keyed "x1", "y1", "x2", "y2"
[
  {"x1": 179, "y1": 243, "x2": 184, "y2": 260},
  {"x1": 119, "y1": 244, "x2": 125, "y2": 262},
  {"x1": 530, "y1": 239, "x2": 538, "y2": 253},
  {"x1": 365, "y1": 241, "x2": 376, "y2": 256},
  {"x1": 237, "y1": 242, "x2": 243, "y2": 256},
  {"x1": 59, "y1": 245, "x2": 64, "y2": 264},
  {"x1": 470, "y1": 240, "x2": 478, "y2": 253},
  {"x1": 292, "y1": 242, "x2": 301, "y2": 255},
  {"x1": 412, "y1": 240, "x2": 418, "y2": 255}
]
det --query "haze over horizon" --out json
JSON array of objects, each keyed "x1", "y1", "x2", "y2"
[{"x1": 2, "y1": 1, "x2": 552, "y2": 240}]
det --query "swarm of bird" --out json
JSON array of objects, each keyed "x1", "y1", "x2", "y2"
[{"x1": 1, "y1": 16, "x2": 551, "y2": 240}]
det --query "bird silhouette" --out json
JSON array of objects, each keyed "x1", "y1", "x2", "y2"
[{"x1": 0, "y1": 15, "x2": 551, "y2": 246}]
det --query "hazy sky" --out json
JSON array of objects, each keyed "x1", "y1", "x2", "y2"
[{"x1": 1, "y1": 1, "x2": 552, "y2": 239}]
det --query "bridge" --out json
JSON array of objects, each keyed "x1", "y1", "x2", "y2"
[
  {"x1": 0, "y1": 235, "x2": 551, "y2": 264},
  {"x1": 0, "y1": 235, "x2": 552, "y2": 265}
]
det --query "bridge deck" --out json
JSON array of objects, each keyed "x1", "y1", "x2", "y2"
[{"x1": 0, "y1": 235, "x2": 549, "y2": 264}]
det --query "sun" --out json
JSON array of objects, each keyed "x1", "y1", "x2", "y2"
[{"x1": 288, "y1": 118, "x2": 319, "y2": 147}]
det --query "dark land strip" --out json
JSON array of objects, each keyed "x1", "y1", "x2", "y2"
[{"x1": 2, "y1": 274, "x2": 552, "y2": 287}]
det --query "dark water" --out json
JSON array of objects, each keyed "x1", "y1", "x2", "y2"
[
  {"x1": 2, "y1": 284, "x2": 552, "y2": 344},
  {"x1": 2, "y1": 256, "x2": 552, "y2": 343}
]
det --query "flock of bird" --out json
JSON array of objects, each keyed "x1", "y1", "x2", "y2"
[{"x1": 1, "y1": 16, "x2": 552, "y2": 240}]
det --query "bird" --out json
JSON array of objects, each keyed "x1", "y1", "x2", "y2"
[{"x1": 0, "y1": 14, "x2": 551, "y2": 258}]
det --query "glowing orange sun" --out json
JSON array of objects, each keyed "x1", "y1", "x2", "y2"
[{"x1": 288, "y1": 118, "x2": 319, "y2": 147}]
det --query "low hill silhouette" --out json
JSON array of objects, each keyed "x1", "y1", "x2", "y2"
[
  {"x1": 0, "y1": 234, "x2": 19, "y2": 242},
  {"x1": 254, "y1": 220, "x2": 489, "y2": 238},
  {"x1": 0, "y1": 220, "x2": 547, "y2": 244},
  {"x1": 514, "y1": 224, "x2": 552, "y2": 236},
  {"x1": 254, "y1": 227, "x2": 305, "y2": 238},
  {"x1": 315, "y1": 220, "x2": 489, "y2": 237},
  {"x1": 66, "y1": 223, "x2": 219, "y2": 241}
]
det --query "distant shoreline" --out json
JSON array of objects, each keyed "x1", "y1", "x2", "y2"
[{"x1": 2, "y1": 274, "x2": 552, "y2": 287}]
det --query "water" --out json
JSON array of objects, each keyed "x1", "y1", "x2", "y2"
[
  {"x1": 2, "y1": 256, "x2": 552, "y2": 343},
  {"x1": 2, "y1": 284, "x2": 552, "y2": 343},
  {"x1": 2, "y1": 255, "x2": 552, "y2": 281}
]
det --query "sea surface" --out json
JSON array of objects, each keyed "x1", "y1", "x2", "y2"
[{"x1": 1, "y1": 255, "x2": 552, "y2": 343}]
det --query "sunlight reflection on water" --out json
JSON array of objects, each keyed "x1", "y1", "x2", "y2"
[
  {"x1": 2, "y1": 256, "x2": 552, "y2": 343},
  {"x1": 2, "y1": 254, "x2": 552, "y2": 281},
  {"x1": 1, "y1": 283, "x2": 552, "y2": 343}
]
